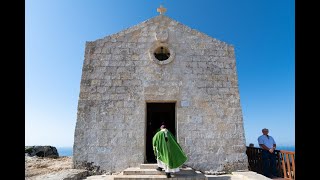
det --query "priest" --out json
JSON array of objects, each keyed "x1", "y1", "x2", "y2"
[{"x1": 152, "y1": 124, "x2": 188, "y2": 178}]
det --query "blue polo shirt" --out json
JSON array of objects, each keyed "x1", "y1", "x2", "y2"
[{"x1": 258, "y1": 135, "x2": 276, "y2": 149}]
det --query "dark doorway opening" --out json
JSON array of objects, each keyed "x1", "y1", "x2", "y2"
[{"x1": 146, "y1": 102, "x2": 176, "y2": 163}]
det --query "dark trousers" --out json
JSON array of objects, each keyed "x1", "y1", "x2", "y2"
[{"x1": 261, "y1": 150, "x2": 278, "y2": 177}]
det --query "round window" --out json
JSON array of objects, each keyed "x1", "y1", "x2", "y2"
[
  {"x1": 148, "y1": 43, "x2": 175, "y2": 65},
  {"x1": 154, "y1": 46, "x2": 170, "y2": 61}
]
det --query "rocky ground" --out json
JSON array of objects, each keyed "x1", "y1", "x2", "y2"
[
  {"x1": 25, "y1": 156, "x2": 74, "y2": 179},
  {"x1": 25, "y1": 155, "x2": 118, "y2": 180}
]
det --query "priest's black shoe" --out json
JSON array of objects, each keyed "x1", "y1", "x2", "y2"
[
  {"x1": 166, "y1": 173, "x2": 171, "y2": 178},
  {"x1": 156, "y1": 167, "x2": 163, "y2": 171}
]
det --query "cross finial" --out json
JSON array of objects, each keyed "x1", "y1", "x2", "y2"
[{"x1": 157, "y1": 5, "x2": 167, "y2": 15}]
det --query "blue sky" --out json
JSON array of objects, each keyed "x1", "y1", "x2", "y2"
[{"x1": 26, "y1": 0, "x2": 295, "y2": 148}]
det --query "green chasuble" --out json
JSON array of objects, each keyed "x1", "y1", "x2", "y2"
[{"x1": 152, "y1": 129, "x2": 188, "y2": 169}]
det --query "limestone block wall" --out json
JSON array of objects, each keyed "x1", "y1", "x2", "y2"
[{"x1": 73, "y1": 15, "x2": 248, "y2": 173}]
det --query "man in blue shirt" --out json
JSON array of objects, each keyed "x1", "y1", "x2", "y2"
[{"x1": 258, "y1": 128, "x2": 278, "y2": 178}]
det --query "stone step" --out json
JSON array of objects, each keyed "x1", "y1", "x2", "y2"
[
  {"x1": 114, "y1": 174, "x2": 206, "y2": 180},
  {"x1": 123, "y1": 167, "x2": 165, "y2": 175},
  {"x1": 140, "y1": 164, "x2": 158, "y2": 169},
  {"x1": 114, "y1": 168, "x2": 206, "y2": 180},
  {"x1": 123, "y1": 167, "x2": 197, "y2": 175},
  {"x1": 114, "y1": 174, "x2": 167, "y2": 180}
]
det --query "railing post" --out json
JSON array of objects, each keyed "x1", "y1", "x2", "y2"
[
  {"x1": 281, "y1": 152, "x2": 287, "y2": 178},
  {"x1": 280, "y1": 150, "x2": 295, "y2": 180}
]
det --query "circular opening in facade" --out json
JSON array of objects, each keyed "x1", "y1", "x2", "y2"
[{"x1": 153, "y1": 46, "x2": 170, "y2": 61}]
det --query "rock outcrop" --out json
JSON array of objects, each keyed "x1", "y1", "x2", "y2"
[{"x1": 25, "y1": 146, "x2": 59, "y2": 158}]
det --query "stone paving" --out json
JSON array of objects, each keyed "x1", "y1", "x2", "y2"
[{"x1": 81, "y1": 164, "x2": 273, "y2": 180}]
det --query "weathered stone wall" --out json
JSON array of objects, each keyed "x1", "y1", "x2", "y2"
[{"x1": 73, "y1": 15, "x2": 248, "y2": 172}]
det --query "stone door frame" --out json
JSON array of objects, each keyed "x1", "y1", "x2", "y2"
[{"x1": 144, "y1": 101, "x2": 177, "y2": 163}]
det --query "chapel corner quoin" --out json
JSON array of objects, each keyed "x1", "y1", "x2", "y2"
[{"x1": 73, "y1": 15, "x2": 248, "y2": 172}]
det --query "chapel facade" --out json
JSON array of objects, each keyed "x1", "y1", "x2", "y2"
[{"x1": 73, "y1": 14, "x2": 248, "y2": 172}]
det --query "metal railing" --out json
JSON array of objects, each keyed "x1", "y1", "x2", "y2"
[{"x1": 246, "y1": 146, "x2": 295, "y2": 179}]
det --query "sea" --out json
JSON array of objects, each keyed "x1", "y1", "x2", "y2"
[
  {"x1": 276, "y1": 145, "x2": 295, "y2": 152},
  {"x1": 57, "y1": 147, "x2": 73, "y2": 157},
  {"x1": 57, "y1": 145, "x2": 294, "y2": 157}
]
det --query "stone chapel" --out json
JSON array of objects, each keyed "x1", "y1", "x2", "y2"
[{"x1": 73, "y1": 9, "x2": 248, "y2": 173}]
